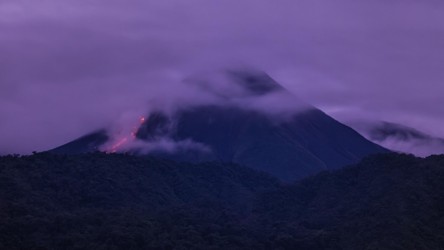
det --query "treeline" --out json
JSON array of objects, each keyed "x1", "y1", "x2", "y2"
[{"x1": 0, "y1": 152, "x2": 443, "y2": 249}]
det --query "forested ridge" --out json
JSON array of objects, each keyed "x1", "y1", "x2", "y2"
[{"x1": 1, "y1": 152, "x2": 443, "y2": 249}]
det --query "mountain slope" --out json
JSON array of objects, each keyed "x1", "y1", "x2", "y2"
[
  {"x1": 51, "y1": 130, "x2": 109, "y2": 154},
  {"x1": 136, "y1": 106, "x2": 389, "y2": 181},
  {"x1": 51, "y1": 70, "x2": 388, "y2": 180}
]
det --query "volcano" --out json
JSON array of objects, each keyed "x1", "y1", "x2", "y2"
[{"x1": 51, "y1": 70, "x2": 388, "y2": 180}]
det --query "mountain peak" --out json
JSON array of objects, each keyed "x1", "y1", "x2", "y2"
[
  {"x1": 184, "y1": 69, "x2": 285, "y2": 98},
  {"x1": 50, "y1": 70, "x2": 388, "y2": 181},
  {"x1": 225, "y1": 69, "x2": 285, "y2": 96}
]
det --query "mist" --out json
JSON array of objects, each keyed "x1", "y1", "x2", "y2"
[{"x1": 1, "y1": 0, "x2": 444, "y2": 154}]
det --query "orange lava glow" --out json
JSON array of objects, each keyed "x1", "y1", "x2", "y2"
[
  {"x1": 106, "y1": 116, "x2": 146, "y2": 153},
  {"x1": 109, "y1": 137, "x2": 128, "y2": 153}
]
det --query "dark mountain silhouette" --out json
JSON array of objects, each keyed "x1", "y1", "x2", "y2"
[
  {"x1": 1, "y1": 152, "x2": 444, "y2": 249},
  {"x1": 51, "y1": 70, "x2": 388, "y2": 180},
  {"x1": 52, "y1": 130, "x2": 109, "y2": 154}
]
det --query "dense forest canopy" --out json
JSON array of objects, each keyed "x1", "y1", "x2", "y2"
[{"x1": 1, "y1": 152, "x2": 443, "y2": 249}]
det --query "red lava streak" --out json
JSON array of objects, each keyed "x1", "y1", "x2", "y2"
[{"x1": 107, "y1": 116, "x2": 146, "y2": 153}]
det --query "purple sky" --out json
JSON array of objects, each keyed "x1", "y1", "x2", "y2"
[{"x1": 1, "y1": 0, "x2": 444, "y2": 154}]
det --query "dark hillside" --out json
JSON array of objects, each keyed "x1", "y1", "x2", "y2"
[
  {"x1": 1, "y1": 153, "x2": 444, "y2": 249},
  {"x1": 253, "y1": 154, "x2": 444, "y2": 249}
]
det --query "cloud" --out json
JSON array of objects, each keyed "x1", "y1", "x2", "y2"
[
  {"x1": 374, "y1": 137, "x2": 444, "y2": 157},
  {"x1": 1, "y1": 0, "x2": 444, "y2": 154},
  {"x1": 348, "y1": 120, "x2": 444, "y2": 157},
  {"x1": 92, "y1": 69, "x2": 311, "y2": 154}
]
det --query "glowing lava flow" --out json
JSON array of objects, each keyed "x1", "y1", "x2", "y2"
[{"x1": 107, "y1": 116, "x2": 146, "y2": 153}]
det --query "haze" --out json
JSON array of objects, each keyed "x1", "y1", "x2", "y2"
[{"x1": 1, "y1": 0, "x2": 444, "y2": 154}]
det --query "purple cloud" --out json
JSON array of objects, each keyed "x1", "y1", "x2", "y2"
[{"x1": 1, "y1": 0, "x2": 444, "y2": 154}]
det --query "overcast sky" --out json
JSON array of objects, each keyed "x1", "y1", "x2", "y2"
[{"x1": 1, "y1": 0, "x2": 444, "y2": 154}]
